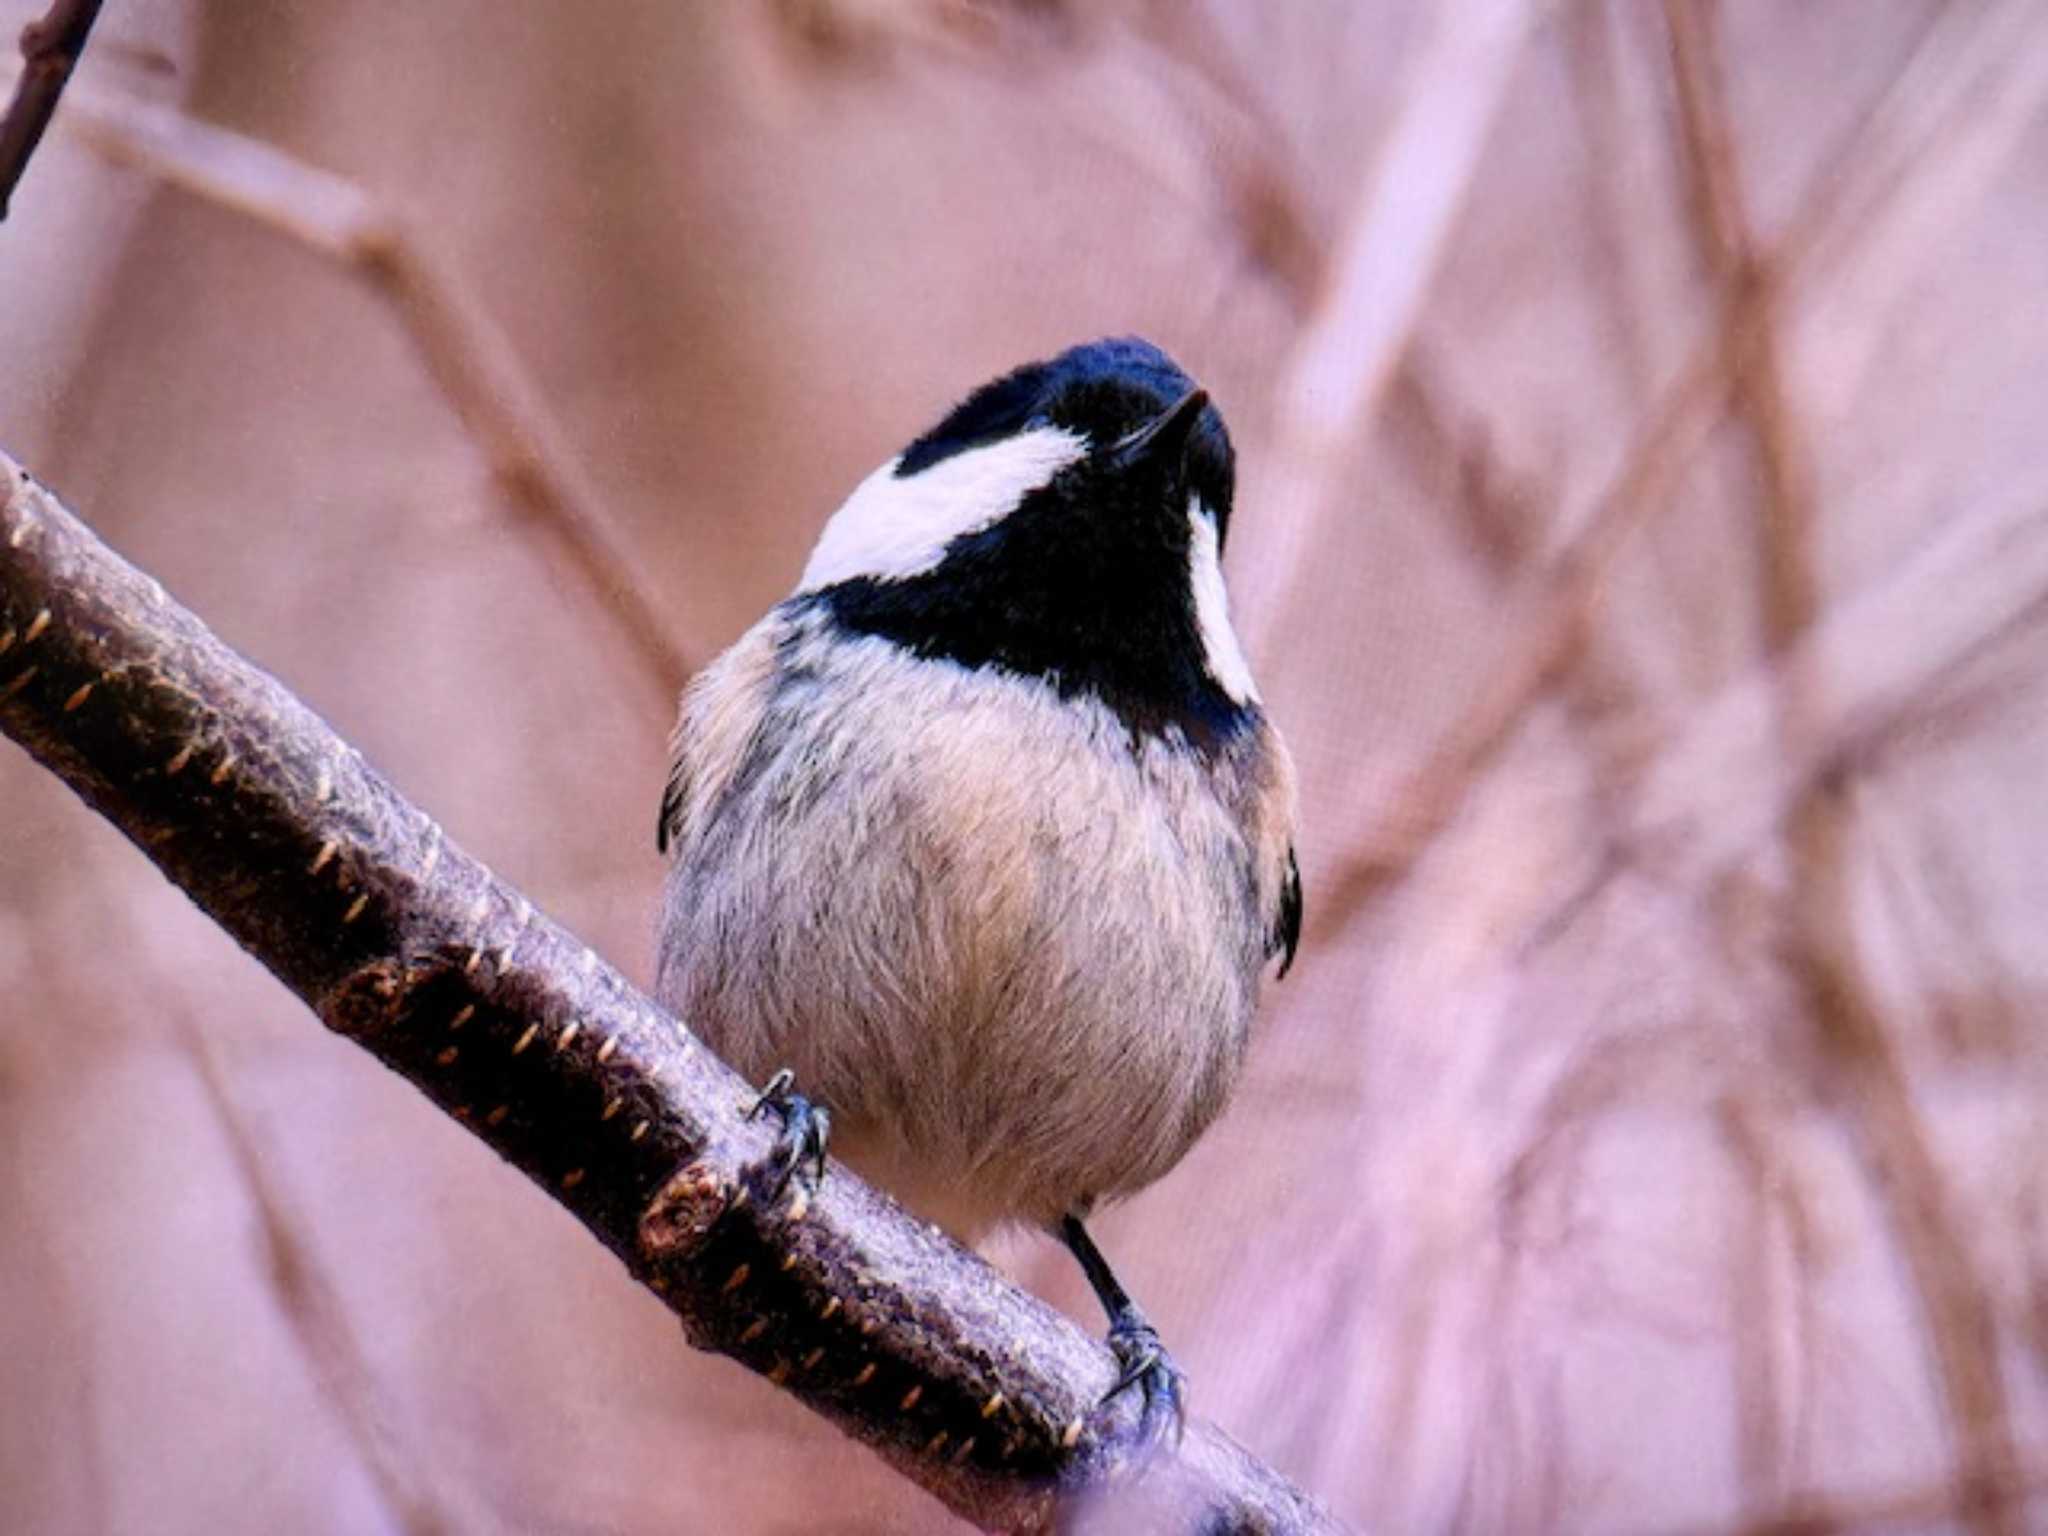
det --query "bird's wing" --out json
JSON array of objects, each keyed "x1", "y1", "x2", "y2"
[
  {"x1": 1246, "y1": 718, "x2": 1303, "y2": 980},
  {"x1": 1274, "y1": 845, "x2": 1302, "y2": 978},
  {"x1": 655, "y1": 753, "x2": 687, "y2": 854}
]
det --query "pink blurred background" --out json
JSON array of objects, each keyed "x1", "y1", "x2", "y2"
[{"x1": 3, "y1": 2, "x2": 2047, "y2": 1531}]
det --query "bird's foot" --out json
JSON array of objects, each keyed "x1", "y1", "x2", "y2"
[
  {"x1": 1058, "y1": 1215, "x2": 1188, "y2": 1449},
  {"x1": 742, "y1": 1067, "x2": 831, "y2": 1209},
  {"x1": 1104, "y1": 1307, "x2": 1187, "y2": 1448}
]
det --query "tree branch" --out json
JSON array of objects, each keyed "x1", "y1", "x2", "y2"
[
  {"x1": 0, "y1": 0, "x2": 102, "y2": 218},
  {"x1": 0, "y1": 450, "x2": 1344, "y2": 1533}
]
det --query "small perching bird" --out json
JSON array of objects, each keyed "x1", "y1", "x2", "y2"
[{"x1": 656, "y1": 337, "x2": 1300, "y2": 1438}]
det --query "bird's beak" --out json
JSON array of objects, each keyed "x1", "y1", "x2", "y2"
[{"x1": 1111, "y1": 387, "x2": 1209, "y2": 474}]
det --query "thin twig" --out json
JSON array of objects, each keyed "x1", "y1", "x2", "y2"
[
  {"x1": 0, "y1": 453, "x2": 1344, "y2": 1535},
  {"x1": 1662, "y1": 0, "x2": 1813, "y2": 653},
  {"x1": 1786, "y1": 796, "x2": 2024, "y2": 1536},
  {"x1": 0, "y1": 0, "x2": 102, "y2": 218},
  {"x1": 1714, "y1": 1095, "x2": 1790, "y2": 1514},
  {"x1": 45, "y1": 82, "x2": 691, "y2": 715}
]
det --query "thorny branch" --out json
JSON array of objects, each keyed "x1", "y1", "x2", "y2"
[
  {"x1": 0, "y1": 0, "x2": 102, "y2": 218},
  {"x1": 0, "y1": 454, "x2": 1344, "y2": 1535}
]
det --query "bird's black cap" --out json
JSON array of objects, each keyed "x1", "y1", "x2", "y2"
[{"x1": 896, "y1": 337, "x2": 1236, "y2": 547}]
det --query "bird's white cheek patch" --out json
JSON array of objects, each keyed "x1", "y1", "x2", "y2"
[
  {"x1": 797, "y1": 426, "x2": 1088, "y2": 591},
  {"x1": 1188, "y1": 500, "x2": 1259, "y2": 704}
]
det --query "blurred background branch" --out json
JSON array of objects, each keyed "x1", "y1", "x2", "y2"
[
  {"x1": 1667, "y1": 8, "x2": 2019, "y2": 1530},
  {"x1": 36, "y1": 79, "x2": 692, "y2": 714}
]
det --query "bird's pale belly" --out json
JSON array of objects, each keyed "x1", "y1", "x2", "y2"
[{"x1": 655, "y1": 653, "x2": 1264, "y2": 1241}]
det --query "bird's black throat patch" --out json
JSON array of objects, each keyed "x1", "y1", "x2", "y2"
[{"x1": 802, "y1": 479, "x2": 1254, "y2": 755}]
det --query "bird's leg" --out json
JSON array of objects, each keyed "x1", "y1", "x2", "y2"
[
  {"x1": 743, "y1": 1067, "x2": 832, "y2": 1204},
  {"x1": 1059, "y1": 1214, "x2": 1186, "y2": 1446}
]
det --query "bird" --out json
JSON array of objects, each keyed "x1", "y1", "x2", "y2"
[{"x1": 654, "y1": 336, "x2": 1301, "y2": 1439}]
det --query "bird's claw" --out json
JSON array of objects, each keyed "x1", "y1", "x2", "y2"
[
  {"x1": 1105, "y1": 1311, "x2": 1186, "y2": 1448},
  {"x1": 743, "y1": 1067, "x2": 831, "y2": 1202}
]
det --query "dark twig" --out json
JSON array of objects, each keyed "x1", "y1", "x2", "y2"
[
  {"x1": 0, "y1": 0, "x2": 102, "y2": 218},
  {"x1": 0, "y1": 452, "x2": 1344, "y2": 1535}
]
